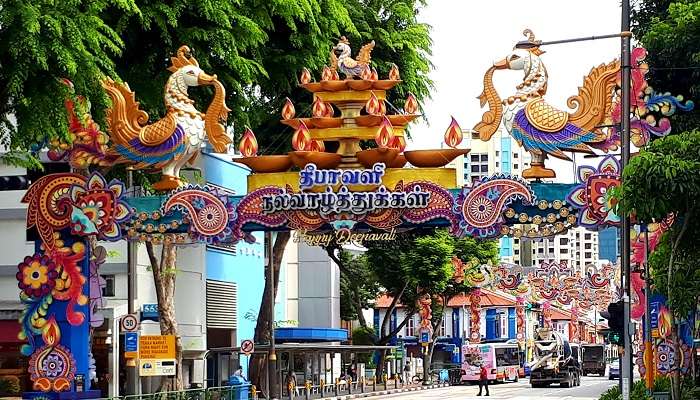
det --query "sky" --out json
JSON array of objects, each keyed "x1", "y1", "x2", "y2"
[{"x1": 409, "y1": 0, "x2": 622, "y2": 183}]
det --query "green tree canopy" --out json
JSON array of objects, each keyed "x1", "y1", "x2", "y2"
[
  {"x1": 633, "y1": 0, "x2": 700, "y2": 132},
  {"x1": 0, "y1": 0, "x2": 432, "y2": 166}
]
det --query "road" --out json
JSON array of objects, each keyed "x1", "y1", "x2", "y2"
[{"x1": 373, "y1": 376, "x2": 616, "y2": 400}]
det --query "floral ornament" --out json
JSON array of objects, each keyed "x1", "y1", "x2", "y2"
[
  {"x1": 456, "y1": 174, "x2": 534, "y2": 238},
  {"x1": 567, "y1": 155, "x2": 621, "y2": 229},
  {"x1": 28, "y1": 318, "x2": 76, "y2": 392},
  {"x1": 17, "y1": 254, "x2": 58, "y2": 298},
  {"x1": 608, "y1": 47, "x2": 694, "y2": 148},
  {"x1": 162, "y1": 185, "x2": 236, "y2": 244},
  {"x1": 69, "y1": 172, "x2": 131, "y2": 241}
]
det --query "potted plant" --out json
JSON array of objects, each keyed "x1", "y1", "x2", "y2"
[{"x1": 365, "y1": 360, "x2": 377, "y2": 379}]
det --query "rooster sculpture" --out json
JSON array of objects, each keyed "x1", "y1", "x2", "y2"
[
  {"x1": 103, "y1": 46, "x2": 231, "y2": 191},
  {"x1": 473, "y1": 29, "x2": 620, "y2": 179},
  {"x1": 330, "y1": 36, "x2": 375, "y2": 78}
]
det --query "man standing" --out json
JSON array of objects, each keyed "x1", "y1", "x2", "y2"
[
  {"x1": 402, "y1": 361, "x2": 411, "y2": 384},
  {"x1": 477, "y1": 363, "x2": 489, "y2": 396}
]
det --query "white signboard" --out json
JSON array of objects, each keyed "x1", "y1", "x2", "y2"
[{"x1": 139, "y1": 359, "x2": 176, "y2": 376}]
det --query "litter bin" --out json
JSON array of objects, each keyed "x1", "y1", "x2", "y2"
[
  {"x1": 227, "y1": 376, "x2": 250, "y2": 399},
  {"x1": 652, "y1": 392, "x2": 670, "y2": 400},
  {"x1": 438, "y1": 369, "x2": 449, "y2": 383}
]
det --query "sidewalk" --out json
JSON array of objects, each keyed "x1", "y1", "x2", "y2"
[{"x1": 318, "y1": 383, "x2": 449, "y2": 400}]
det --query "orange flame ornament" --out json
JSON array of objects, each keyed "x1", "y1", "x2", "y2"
[
  {"x1": 444, "y1": 117, "x2": 463, "y2": 148},
  {"x1": 365, "y1": 92, "x2": 382, "y2": 115},
  {"x1": 309, "y1": 140, "x2": 325, "y2": 152},
  {"x1": 390, "y1": 135, "x2": 407, "y2": 152},
  {"x1": 331, "y1": 69, "x2": 340, "y2": 80},
  {"x1": 292, "y1": 121, "x2": 312, "y2": 151},
  {"x1": 360, "y1": 65, "x2": 373, "y2": 81},
  {"x1": 281, "y1": 98, "x2": 296, "y2": 120},
  {"x1": 239, "y1": 128, "x2": 258, "y2": 157},
  {"x1": 389, "y1": 64, "x2": 400, "y2": 81},
  {"x1": 375, "y1": 116, "x2": 395, "y2": 148},
  {"x1": 371, "y1": 67, "x2": 379, "y2": 81},
  {"x1": 300, "y1": 68, "x2": 312, "y2": 84},
  {"x1": 321, "y1": 66, "x2": 334, "y2": 81},
  {"x1": 42, "y1": 317, "x2": 60, "y2": 346},
  {"x1": 405, "y1": 92, "x2": 418, "y2": 114},
  {"x1": 323, "y1": 103, "x2": 335, "y2": 118},
  {"x1": 312, "y1": 98, "x2": 328, "y2": 118}
]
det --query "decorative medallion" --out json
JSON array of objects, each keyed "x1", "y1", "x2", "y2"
[{"x1": 567, "y1": 155, "x2": 621, "y2": 228}]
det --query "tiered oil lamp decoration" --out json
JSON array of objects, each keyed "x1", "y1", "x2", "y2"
[{"x1": 236, "y1": 37, "x2": 470, "y2": 191}]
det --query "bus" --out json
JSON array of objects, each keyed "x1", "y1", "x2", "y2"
[{"x1": 461, "y1": 342, "x2": 520, "y2": 383}]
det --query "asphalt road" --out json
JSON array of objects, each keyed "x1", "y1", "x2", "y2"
[{"x1": 373, "y1": 376, "x2": 616, "y2": 400}]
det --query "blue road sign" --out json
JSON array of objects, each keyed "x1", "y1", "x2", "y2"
[
  {"x1": 420, "y1": 331, "x2": 429, "y2": 343},
  {"x1": 125, "y1": 332, "x2": 138, "y2": 352}
]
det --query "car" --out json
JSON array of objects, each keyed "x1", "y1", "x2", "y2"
[{"x1": 608, "y1": 360, "x2": 620, "y2": 380}]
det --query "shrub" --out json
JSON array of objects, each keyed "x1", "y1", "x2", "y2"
[{"x1": 0, "y1": 375, "x2": 21, "y2": 395}]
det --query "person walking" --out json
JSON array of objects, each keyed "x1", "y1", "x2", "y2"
[
  {"x1": 477, "y1": 363, "x2": 489, "y2": 396},
  {"x1": 402, "y1": 361, "x2": 411, "y2": 384}
]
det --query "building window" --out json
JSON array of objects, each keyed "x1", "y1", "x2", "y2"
[
  {"x1": 471, "y1": 165, "x2": 480, "y2": 172},
  {"x1": 495, "y1": 162, "x2": 499, "y2": 167},
  {"x1": 560, "y1": 238, "x2": 568, "y2": 245},
  {"x1": 471, "y1": 154, "x2": 479, "y2": 162},
  {"x1": 480, "y1": 154, "x2": 488, "y2": 162},
  {"x1": 102, "y1": 275, "x2": 115, "y2": 297},
  {"x1": 538, "y1": 248, "x2": 543, "y2": 254},
  {"x1": 585, "y1": 252, "x2": 592, "y2": 259},
  {"x1": 406, "y1": 317, "x2": 415, "y2": 337},
  {"x1": 561, "y1": 248, "x2": 569, "y2": 253},
  {"x1": 513, "y1": 153, "x2": 518, "y2": 159},
  {"x1": 585, "y1": 243, "x2": 592, "y2": 250},
  {"x1": 480, "y1": 165, "x2": 488, "y2": 172},
  {"x1": 438, "y1": 317, "x2": 446, "y2": 337},
  {"x1": 514, "y1": 249, "x2": 519, "y2": 255},
  {"x1": 585, "y1": 233, "x2": 591, "y2": 240},
  {"x1": 514, "y1": 163, "x2": 519, "y2": 169},
  {"x1": 495, "y1": 151, "x2": 500, "y2": 157}
]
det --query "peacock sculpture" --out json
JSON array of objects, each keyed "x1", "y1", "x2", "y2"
[
  {"x1": 473, "y1": 29, "x2": 620, "y2": 179},
  {"x1": 330, "y1": 36, "x2": 375, "y2": 78},
  {"x1": 103, "y1": 46, "x2": 231, "y2": 191}
]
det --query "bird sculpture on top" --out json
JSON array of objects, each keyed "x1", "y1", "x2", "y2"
[
  {"x1": 473, "y1": 29, "x2": 621, "y2": 179},
  {"x1": 330, "y1": 36, "x2": 375, "y2": 78},
  {"x1": 102, "y1": 46, "x2": 231, "y2": 191}
]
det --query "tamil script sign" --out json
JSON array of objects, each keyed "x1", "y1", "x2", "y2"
[{"x1": 261, "y1": 163, "x2": 431, "y2": 216}]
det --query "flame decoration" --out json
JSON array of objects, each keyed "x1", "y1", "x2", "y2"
[
  {"x1": 360, "y1": 65, "x2": 373, "y2": 81},
  {"x1": 444, "y1": 117, "x2": 463, "y2": 148},
  {"x1": 405, "y1": 93, "x2": 418, "y2": 114},
  {"x1": 312, "y1": 98, "x2": 328, "y2": 118},
  {"x1": 42, "y1": 317, "x2": 60, "y2": 346},
  {"x1": 292, "y1": 121, "x2": 312, "y2": 151},
  {"x1": 300, "y1": 68, "x2": 312, "y2": 84},
  {"x1": 366, "y1": 92, "x2": 382, "y2": 115},
  {"x1": 309, "y1": 140, "x2": 325, "y2": 152},
  {"x1": 332, "y1": 69, "x2": 340, "y2": 80},
  {"x1": 281, "y1": 98, "x2": 295, "y2": 120},
  {"x1": 239, "y1": 128, "x2": 258, "y2": 157},
  {"x1": 390, "y1": 135, "x2": 406, "y2": 152},
  {"x1": 321, "y1": 66, "x2": 334, "y2": 81},
  {"x1": 371, "y1": 67, "x2": 379, "y2": 81},
  {"x1": 323, "y1": 103, "x2": 334, "y2": 118},
  {"x1": 389, "y1": 63, "x2": 400, "y2": 81},
  {"x1": 375, "y1": 116, "x2": 395, "y2": 148}
]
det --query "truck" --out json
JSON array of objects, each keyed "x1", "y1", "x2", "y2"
[
  {"x1": 581, "y1": 344, "x2": 606, "y2": 376},
  {"x1": 528, "y1": 328, "x2": 581, "y2": 388}
]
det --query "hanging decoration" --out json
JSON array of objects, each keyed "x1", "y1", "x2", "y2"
[{"x1": 567, "y1": 155, "x2": 621, "y2": 228}]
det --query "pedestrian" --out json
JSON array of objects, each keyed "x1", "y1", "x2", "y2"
[
  {"x1": 402, "y1": 361, "x2": 411, "y2": 384},
  {"x1": 477, "y1": 363, "x2": 489, "y2": 396}
]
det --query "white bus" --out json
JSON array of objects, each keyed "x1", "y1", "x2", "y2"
[{"x1": 461, "y1": 342, "x2": 520, "y2": 383}]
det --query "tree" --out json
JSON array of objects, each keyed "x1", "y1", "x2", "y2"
[
  {"x1": 337, "y1": 253, "x2": 378, "y2": 326},
  {"x1": 0, "y1": 0, "x2": 138, "y2": 168},
  {"x1": 632, "y1": 0, "x2": 700, "y2": 132},
  {"x1": 617, "y1": 130, "x2": 700, "y2": 399}
]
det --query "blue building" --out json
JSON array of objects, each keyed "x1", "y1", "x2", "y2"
[
  {"x1": 201, "y1": 153, "x2": 273, "y2": 383},
  {"x1": 598, "y1": 227, "x2": 619, "y2": 263}
]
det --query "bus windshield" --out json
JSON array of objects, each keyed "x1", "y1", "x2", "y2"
[{"x1": 495, "y1": 347, "x2": 519, "y2": 367}]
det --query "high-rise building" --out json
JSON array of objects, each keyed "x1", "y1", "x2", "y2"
[
  {"x1": 521, "y1": 227, "x2": 600, "y2": 273},
  {"x1": 598, "y1": 227, "x2": 619, "y2": 264}
]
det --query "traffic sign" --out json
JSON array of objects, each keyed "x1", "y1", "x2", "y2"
[
  {"x1": 120, "y1": 314, "x2": 139, "y2": 332},
  {"x1": 125, "y1": 332, "x2": 138, "y2": 359},
  {"x1": 241, "y1": 339, "x2": 255, "y2": 356},
  {"x1": 139, "y1": 335, "x2": 176, "y2": 359}
]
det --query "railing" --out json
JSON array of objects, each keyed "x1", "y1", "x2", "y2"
[
  {"x1": 285, "y1": 374, "x2": 412, "y2": 400},
  {"x1": 98, "y1": 384, "x2": 260, "y2": 400}
]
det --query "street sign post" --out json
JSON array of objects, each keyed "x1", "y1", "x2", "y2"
[
  {"x1": 241, "y1": 339, "x2": 255, "y2": 356},
  {"x1": 124, "y1": 332, "x2": 138, "y2": 359},
  {"x1": 120, "y1": 314, "x2": 139, "y2": 332}
]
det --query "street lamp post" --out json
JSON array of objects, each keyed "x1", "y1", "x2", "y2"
[{"x1": 620, "y1": 1, "x2": 634, "y2": 399}]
